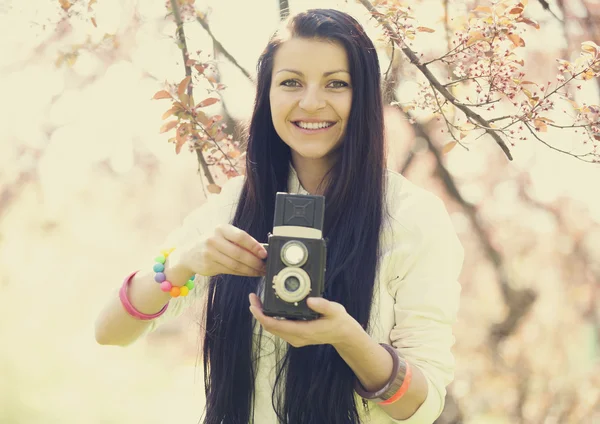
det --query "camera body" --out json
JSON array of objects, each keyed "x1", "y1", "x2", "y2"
[{"x1": 262, "y1": 192, "x2": 327, "y2": 320}]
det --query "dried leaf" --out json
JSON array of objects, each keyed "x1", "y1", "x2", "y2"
[
  {"x1": 178, "y1": 76, "x2": 191, "y2": 98},
  {"x1": 59, "y1": 0, "x2": 72, "y2": 11},
  {"x1": 517, "y1": 17, "x2": 540, "y2": 29},
  {"x1": 153, "y1": 90, "x2": 172, "y2": 100},
  {"x1": 196, "y1": 110, "x2": 210, "y2": 126},
  {"x1": 473, "y1": 6, "x2": 492, "y2": 13},
  {"x1": 228, "y1": 149, "x2": 241, "y2": 158},
  {"x1": 207, "y1": 184, "x2": 222, "y2": 194},
  {"x1": 442, "y1": 141, "x2": 458, "y2": 154},
  {"x1": 417, "y1": 27, "x2": 435, "y2": 33},
  {"x1": 160, "y1": 120, "x2": 179, "y2": 133},
  {"x1": 533, "y1": 119, "x2": 548, "y2": 132},
  {"x1": 581, "y1": 41, "x2": 600, "y2": 54},
  {"x1": 162, "y1": 108, "x2": 177, "y2": 120},
  {"x1": 521, "y1": 81, "x2": 536, "y2": 85},
  {"x1": 91, "y1": 17, "x2": 97, "y2": 27},
  {"x1": 508, "y1": 33, "x2": 525, "y2": 47},
  {"x1": 175, "y1": 137, "x2": 186, "y2": 154},
  {"x1": 197, "y1": 97, "x2": 220, "y2": 107},
  {"x1": 509, "y1": 7, "x2": 524, "y2": 15},
  {"x1": 467, "y1": 32, "x2": 486, "y2": 46}
]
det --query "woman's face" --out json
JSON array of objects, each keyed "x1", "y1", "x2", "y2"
[{"x1": 269, "y1": 38, "x2": 352, "y2": 165}]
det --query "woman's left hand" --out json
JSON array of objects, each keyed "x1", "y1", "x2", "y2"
[{"x1": 248, "y1": 293, "x2": 362, "y2": 348}]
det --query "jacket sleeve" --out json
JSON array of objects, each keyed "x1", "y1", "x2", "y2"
[
  {"x1": 142, "y1": 175, "x2": 246, "y2": 335},
  {"x1": 386, "y1": 193, "x2": 464, "y2": 424}
]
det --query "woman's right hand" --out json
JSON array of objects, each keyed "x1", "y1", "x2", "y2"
[{"x1": 181, "y1": 224, "x2": 268, "y2": 278}]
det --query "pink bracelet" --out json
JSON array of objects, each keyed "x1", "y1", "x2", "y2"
[{"x1": 119, "y1": 270, "x2": 169, "y2": 320}]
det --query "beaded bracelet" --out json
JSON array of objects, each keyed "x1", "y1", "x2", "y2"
[{"x1": 153, "y1": 248, "x2": 196, "y2": 298}]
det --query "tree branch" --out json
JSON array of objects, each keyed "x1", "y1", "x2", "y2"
[
  {"x1": 196, "y1": 14, "x2": 253, "y2": 82},
  {"x1": 170, "y1": 0, "x2": 215, "y2": 185},
  {"x1": 358, "y1": 0, "x2": 514, "y2": 161}
]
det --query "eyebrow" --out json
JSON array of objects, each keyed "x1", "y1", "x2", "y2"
[{"x1": 275, "y1": 69, "x2": 350, "y2": 77}]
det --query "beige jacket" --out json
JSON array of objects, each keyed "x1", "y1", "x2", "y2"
[{"x1": 144, "y1": 167, "x2": 464, "y2": 424}]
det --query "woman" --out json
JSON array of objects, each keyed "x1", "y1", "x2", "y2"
[{"x1": 95, "y1": 8, "x2": 464, "y2": 424}]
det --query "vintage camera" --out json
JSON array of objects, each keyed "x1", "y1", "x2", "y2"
[{"x1": 262, "y1": 192, "x2": 327, "y2": 320}]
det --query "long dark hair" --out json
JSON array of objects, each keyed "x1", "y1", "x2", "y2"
[{"x1": 202, "y1": 9, "x2": 386, "y2": 424}]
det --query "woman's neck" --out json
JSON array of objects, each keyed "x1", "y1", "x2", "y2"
[{"x1": 290, "y1": 155, "x2": 332, "y2": 195}]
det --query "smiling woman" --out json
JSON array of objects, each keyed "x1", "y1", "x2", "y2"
[
  {"x1": 269, "y1": 38, "x2": 353, "y2": 187},
  {"x1": 95, "y1": 8, "x2": 464, "y2": 424}
]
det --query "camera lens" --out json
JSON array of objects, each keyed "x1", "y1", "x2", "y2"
[
  {"x1": 281, "y1": 241, "x2": 308, "y2": 267},
  {"x1": 273, "y1": 267, "x2": 311, "y2": 303},
  {"x1": 284, "y1": 276, "x2": 300, "y2": 292}
]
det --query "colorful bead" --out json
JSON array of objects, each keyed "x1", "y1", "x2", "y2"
[
  {"x1": 153, "y1": 248, "x2": 196, "y2": 298},
  {"x1": 185, "y1": 279, "x2": 195, "y2": 290},
  {"x1": 160, "y1": 280, "x2": 172, "y2": 292}
]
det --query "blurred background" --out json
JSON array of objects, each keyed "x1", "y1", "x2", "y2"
[{"x1": 0, "y1": 0, "x2": 599, "y2": 423}]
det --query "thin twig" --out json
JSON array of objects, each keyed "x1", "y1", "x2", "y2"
[
  {"x1": 170, "y1": 0, "x2": 215, "y2": 185},
  {"x1": 359, "y1": 0, "x2": 514, "y2": 160},
  {"x1": 196, "y1": 15, "x2": 253, "y2": 81}
]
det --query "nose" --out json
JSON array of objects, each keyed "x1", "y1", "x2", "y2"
[{"x1": 299, "y1": 86, "x2": 326, "y2": 112}]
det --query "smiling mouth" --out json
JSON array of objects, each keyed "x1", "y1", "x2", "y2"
[{"x1": 292, "y1": 121, "x2": 337, "y2": 131}]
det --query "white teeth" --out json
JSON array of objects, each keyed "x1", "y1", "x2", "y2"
[{"x1": 296, "y1": 121, "x2": 333, "y2": 130}]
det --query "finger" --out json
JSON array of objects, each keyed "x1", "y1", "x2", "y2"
[
  {"x1": 208, "y1": 236, "x2": 266, "y2": 274},
  {"x1": 210, "y1": 249, "x2": 265, "y2": 277},
  {"x1": 248, "y1": 293, "x2": 263, "y2": 309},
  {"x1": 216, "y1": 225, "x2": 267, "y2": 259},
  {"x1": 306, "y1": 297, "x2": 345, "y2": 316}
]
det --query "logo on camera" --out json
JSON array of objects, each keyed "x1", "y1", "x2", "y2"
[{"x1": 262, "y1": 193, "x2": 327, "y2": 320}]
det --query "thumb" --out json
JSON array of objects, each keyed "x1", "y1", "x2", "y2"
[{"x1": 307, "y1": 297, "x2": 343, "y2": 316}]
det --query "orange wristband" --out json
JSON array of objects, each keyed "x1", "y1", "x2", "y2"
[{"x1": 378, "y1": 360, "x2": 412, "y2": 405}]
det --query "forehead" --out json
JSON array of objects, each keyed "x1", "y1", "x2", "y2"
[{"x1": 272, "y1": 38, "x2": 349, "y2": 73}]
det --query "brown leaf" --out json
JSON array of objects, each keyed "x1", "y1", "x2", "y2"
[
  {"x1": 197, "y1": 97, "x2": 220, "y2": 107},
  {"x1": 175, "y1": 137, "x2": 186, "y2": 154},
  {"x1": 91, "y1": 17, "x2": 97, "y2": 27},
  {"x1": 581, "y1": 41, "x2": 599, "y2": 55},
  {"x1": 533, "y1": 119, "x2": 548, "y2": 132},
  {"x1": 228, "y1": 149, "x2": 241, "y2": 158},
  {"x1": 517, "y1": 17, "x2": 540, "y2": 29},
  {"x1": 509, "y1": 7, "x2": 524, "y2": 15},
  {"x1": 521, "y1": 81, "x2": 536, "y2": 85},
  {"x1": 508, "y1": 33, "x2": 525, "y2": 47},
  {"x1": 162, "y1": 108, "x2": 177, "y2": 120},
  {"x1": 196, "y1": 110, "x2": 210, "y2": 126},
  {"x1": 180, "y1": 93, "x2": 190, "y2": 107},
  {"x1": 417, "y1": 27, "x2": 435, "y2": 33},
  {"x1": 178, "y1": 76, "x2": 191, "y2": 98},
  {"x1": 207, "y1": 184, "x2": 222, "y2": 194},
  {"x1": 442, "y1": 141, "x2": 458, "y2": 154},
  {"x1": 473, "y1": 6, "x2": 492, "y2": 13},
  {"x1": 153, "y1": 90, "x2": 172, "y2": 100},
  {"x1": 467, "y1": 32, "x2": 486, "y2": 46},
  {"x1": 59, "y1": 0, "x2": 72, "y2": 11},
  {"x1": 160, "y1": 120, "x2": 179, "y2": 133}
]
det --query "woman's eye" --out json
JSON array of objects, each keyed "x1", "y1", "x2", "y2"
[
  {"x1": 328, "y1": 80, "x2": 349, "y2": 88},
  {"x1": 281, "y1": 79, "x2": 301, "y2": 87}
]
